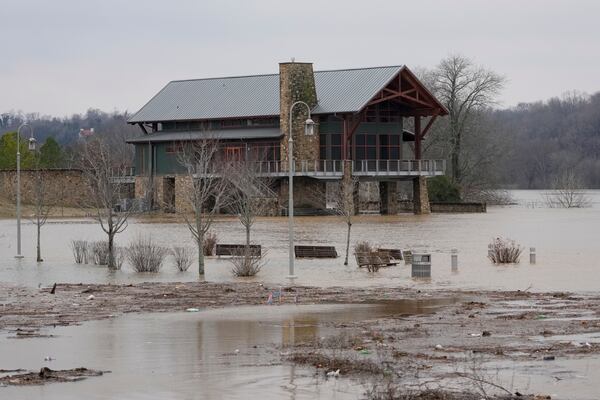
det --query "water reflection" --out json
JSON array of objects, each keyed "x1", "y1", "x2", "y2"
[
  {"x1": 0, "y1": 302, "x2": 441, "y2": 400},
  {"x1": 1, "y1": 190, "x2": 600, "y2": 292}
]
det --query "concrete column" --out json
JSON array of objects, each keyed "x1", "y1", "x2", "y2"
[
  {"x1": 413, "y1": 176, "x2": 430, "y2": 214},
  {"x1": 379, "y1": 181, "x2": 399, "y2": 215}
]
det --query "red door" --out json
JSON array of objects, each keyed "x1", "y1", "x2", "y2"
[{"x1": 225, "y1": 147, "x2": 243, "y2": 162}]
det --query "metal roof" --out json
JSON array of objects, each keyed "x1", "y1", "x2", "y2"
[
  {"x1": 125, "y1": 128, "x2": 282, "y2": 143},
  {"x1": 128, "y1": 66, "x2": 403, "y2": 123}
]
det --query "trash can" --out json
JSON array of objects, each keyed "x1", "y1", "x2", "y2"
[{"x1": 412, "y1": 253, "x2": 431, "y2": 278}]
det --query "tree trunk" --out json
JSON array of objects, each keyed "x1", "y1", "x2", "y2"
[
  {"x1": 245, "y1": 224, "x2": 251, "y2": 250},
  {"x1": 36, "y1": 221, "x2": 42, "y2": 262},
  {"x1": 344, "y1": 221, "x2": 352, "y2": 266},
  {"x1": 197, "y1": 231, "x2": 205, "y2": 275},
  {"x1": 107, "y1": 233, "x2": 115, "y2": 270}
]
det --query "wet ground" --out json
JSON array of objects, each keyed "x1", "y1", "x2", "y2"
[
  {"x1": 0, "y1": 301, "x2": 449, "y2": 399},
  {"x1": 2, "y1": 190, "x2": 600, "y2": 398},
  {"x1": 1, "y1": 190, "x2": 600, "y2": 293}
]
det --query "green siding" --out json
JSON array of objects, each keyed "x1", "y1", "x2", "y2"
[{"x1": 155, "y1": 143, "x2": 186, "y2": 175}]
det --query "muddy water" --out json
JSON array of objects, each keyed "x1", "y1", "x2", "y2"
[
  {"x1": 1, "y1": 190, "x2": 600, "y2": 292},
  {"x1": 0, "y1": 301, "x2": 449, "y2": 399}
]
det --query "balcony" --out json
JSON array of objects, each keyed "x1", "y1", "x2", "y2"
[{"x1": 226, "y1": 159, "x2": 445, "y2": 179}]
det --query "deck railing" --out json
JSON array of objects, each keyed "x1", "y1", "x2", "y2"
[{"x1": 201, "y1": 159, "x2": 445, "y2": 178}]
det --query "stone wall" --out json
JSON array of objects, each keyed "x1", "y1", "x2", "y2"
[
  {"x1": 430, "y1": 202, "x2": 487, "y2": 213},
  {"x1": 0, "y1": 169, "x2": 92, "y2": 207},
  {"x1": 278, "y1": 177, "x2": 326, "y2": 210}
]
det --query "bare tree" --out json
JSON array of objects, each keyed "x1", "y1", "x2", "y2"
[
  {"x1": 431, "y1": 55, "x2": 505, "y2": 184},
  {"x1": 544, "y1": 169, "x2": 590, "y2": 208},
  {"x1": 177, "y1": 139, "x2": 228, "y2": 275},
  {"x1": 30, "y1": 154, "x2": 53, "y2": 262},
  {"x1": 80, "y1": 137, "x2": 134, "y2": 269},
  {"x1": 226, "y1": 158, "x2": 276, "y2": 251},
  {"x1": 331, "y1": 176, "x2": 358, "y2": 266}
]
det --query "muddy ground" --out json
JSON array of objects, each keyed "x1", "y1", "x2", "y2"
[{"x1": 1, "y1": 281, "x2": 599, "y2": 397}]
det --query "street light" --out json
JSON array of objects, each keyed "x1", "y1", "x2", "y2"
[
  {"x1": 15, "y1": 123, "x2": 35, "y2": 259},
  {"x1": 288, "y1": 101, "x2": 315, "y2": 279}
]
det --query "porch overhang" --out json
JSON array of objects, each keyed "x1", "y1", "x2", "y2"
[{"x1": 126, "y1": 128, "x2": 282, "y2": 144}]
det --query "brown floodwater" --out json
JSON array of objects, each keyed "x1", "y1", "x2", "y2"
[
  {"x1": 1, "y1": 190, "x2": 599, "y2": 292},
  {"x1": 0, "y1": 301, "x2": 450, "y2": 399}
]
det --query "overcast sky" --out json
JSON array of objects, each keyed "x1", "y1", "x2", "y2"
[{"x1": 2, "y1": 0, "x2": 599, "y2": 117}]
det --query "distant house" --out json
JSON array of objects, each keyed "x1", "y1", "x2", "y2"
[
  {"x1": 127, "y1": 62, "x2": 448, "y2": 214},
  {"x1": 79, "y1": 128, "x2": 94, "y2": 138}
]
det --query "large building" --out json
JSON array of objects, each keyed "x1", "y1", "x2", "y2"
[{"x1": 127, "y1": 62, "x2": 448, "y2": 214}]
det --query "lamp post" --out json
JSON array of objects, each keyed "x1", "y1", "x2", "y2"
[
  {"x1": 15, "y1": 123, "x2": 35, "y2": 259},
  {"x1": 287, "y1": 101, "x2": 315, "y2": 279}
]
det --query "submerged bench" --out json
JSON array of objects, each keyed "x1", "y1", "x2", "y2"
[
  {"x1": 355, "y1": 251, "x2": 399, "y2": 272},
  {"x1": 216, "y1": 244, "x2": 261, "y2": 257},
  {"x1": 377, "y1": 248, "x2": 403, "y2": 261},
  {"x1": 294, "y1": 245, "x2": 338, "y2": 258}
]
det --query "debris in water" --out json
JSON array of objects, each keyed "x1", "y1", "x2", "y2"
[
  {"x1": 44, "y1": 356, "x2": 54, "y2": 362},
  {"x1": 435, "y1": 344, "x2": 444, "y2": 350},
  {"x1": 87, "y1": 295, "x2": 95, "y2": 300},
  {"x1": 543, "y1": 355, "x2": 555, "y2": 361},
  {"x1": 326, "y1": 369, "x2": 340, "y2": 378},
  {"x1": 185, "y1": 308, "x2": 200, "y2": 312},
  {"x1": 0, "y1": 367, "x2": 107, "y2": 386}
]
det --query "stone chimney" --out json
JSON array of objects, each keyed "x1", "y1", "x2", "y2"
[{"x1": 279, "y1": 61, "x2": 319, "y2": 162}]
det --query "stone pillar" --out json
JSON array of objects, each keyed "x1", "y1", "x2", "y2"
[
  {"x1": 413, "y1": 177, "x2": 431, "y2": 214},
  {"x1": 379, "y1": 181, "x2": 399, "y2": 215},
  {"x1": 279, "y1": 62, "x2": 319, "y2": 164}
]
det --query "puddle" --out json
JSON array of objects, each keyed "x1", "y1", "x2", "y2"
[{"x1": 0, "y1": 300, "x2": 450, "y2": 399}]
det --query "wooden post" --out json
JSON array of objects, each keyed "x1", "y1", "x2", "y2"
[{"x1": 414, "y1": 115, "x2": 422, "y2": 160}]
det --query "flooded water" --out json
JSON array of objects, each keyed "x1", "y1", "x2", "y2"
[
  {"x1": 0, "y1": 301, "x2": 448, "y2": 400},
  {"x1": 1, "y1": 190, "x2": 600, "y2": 292}
]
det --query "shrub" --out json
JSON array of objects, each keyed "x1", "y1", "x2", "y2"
[
  {"x1": 113, "y1": 247, "x2": 125, "y2": 270},
  {"x1": 126, "y1": 236, "x2": 168, "y2": 273},
  {"x1": 427, "y1": 176, "x2": 461, "y2": 203},
  {"x1": 92, "y1": 241, "x2": 110, "y2": 265},
  {"x1": 171, "y1": 246, "x2": 194, "y2": 272},
  {"x1": 71, "y1": 240, "x2": 89, "y2": 264},
  {"x1": 354, "y1": 241, "x2": 372, "y2": 254},
  {"x1": 488, "y1": 237, "x2": 523, "y2": 264},
  {"x1": 203, "y1": 231, "x2": 218, "y2": 256},
  {"x1": 230, "y1": 248, "x2": 265, "y2": 277}
]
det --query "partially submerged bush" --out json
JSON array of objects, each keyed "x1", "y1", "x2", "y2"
[
  {"x1": 171, "y1": 246, "x2": 194, "y2": 272},
  {"x1": 354, "y1": 241, "x2": 372, "y2": 254},
  {"x1": 126, "y1": 236, "x2": 168, "y2": 272},
  {"x1": 113, "y1": 247, "x2": 125, "y2": 270},
  {"x1": 203, "y1": 231, "x2": 218, "y2": 256},
  {"x1": 488, "y1": 237, "x2": 523, "y2": 264},
  {"x1": 92, "y1": 241, "x2": 110, "y2": 265},
  {"x1": 71, "y1": 240, "x2": 89, "y2": 264},
  {"x1": 230, "y1": 248, "x2": 265, "y2": 277}
]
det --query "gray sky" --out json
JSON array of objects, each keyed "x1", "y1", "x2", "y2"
[{"x1": 2, "y1": 0, "x2": 599, "y2": 116}]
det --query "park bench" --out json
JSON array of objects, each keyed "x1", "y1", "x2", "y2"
[
  {"x1": 377, "y1": 248, "x2": 403, "y2": 261},
  {"x1": 216, "y1": 244, "x2": 261, "y2": 257},
  {"x1": 355, "y1": 250, "x2": 399, "y2": 272},
  {"x1": 294, "y1": 245, "x2": 338, "y2": 258}
]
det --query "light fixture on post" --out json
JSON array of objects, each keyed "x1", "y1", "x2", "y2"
[
  {"x1": 287, "y1": 101, "x2": 314, "y2": 279},
  {"x1": 15, "y1": 123, "x2": 34, "y2": 258},
  {"x1": 28, "y1": 136, "x2": 37, "y2": 151}
]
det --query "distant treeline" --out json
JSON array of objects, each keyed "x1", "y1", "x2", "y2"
[
  {"x1": 490, "y1": 92, "x2": 600, "y2": 189},
  {"x1": 1, "y1": 91, "x2": 599, "y2": 188},
  {"x1": 0, "y1": 109, "x2": 139, "y2": 148}
]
